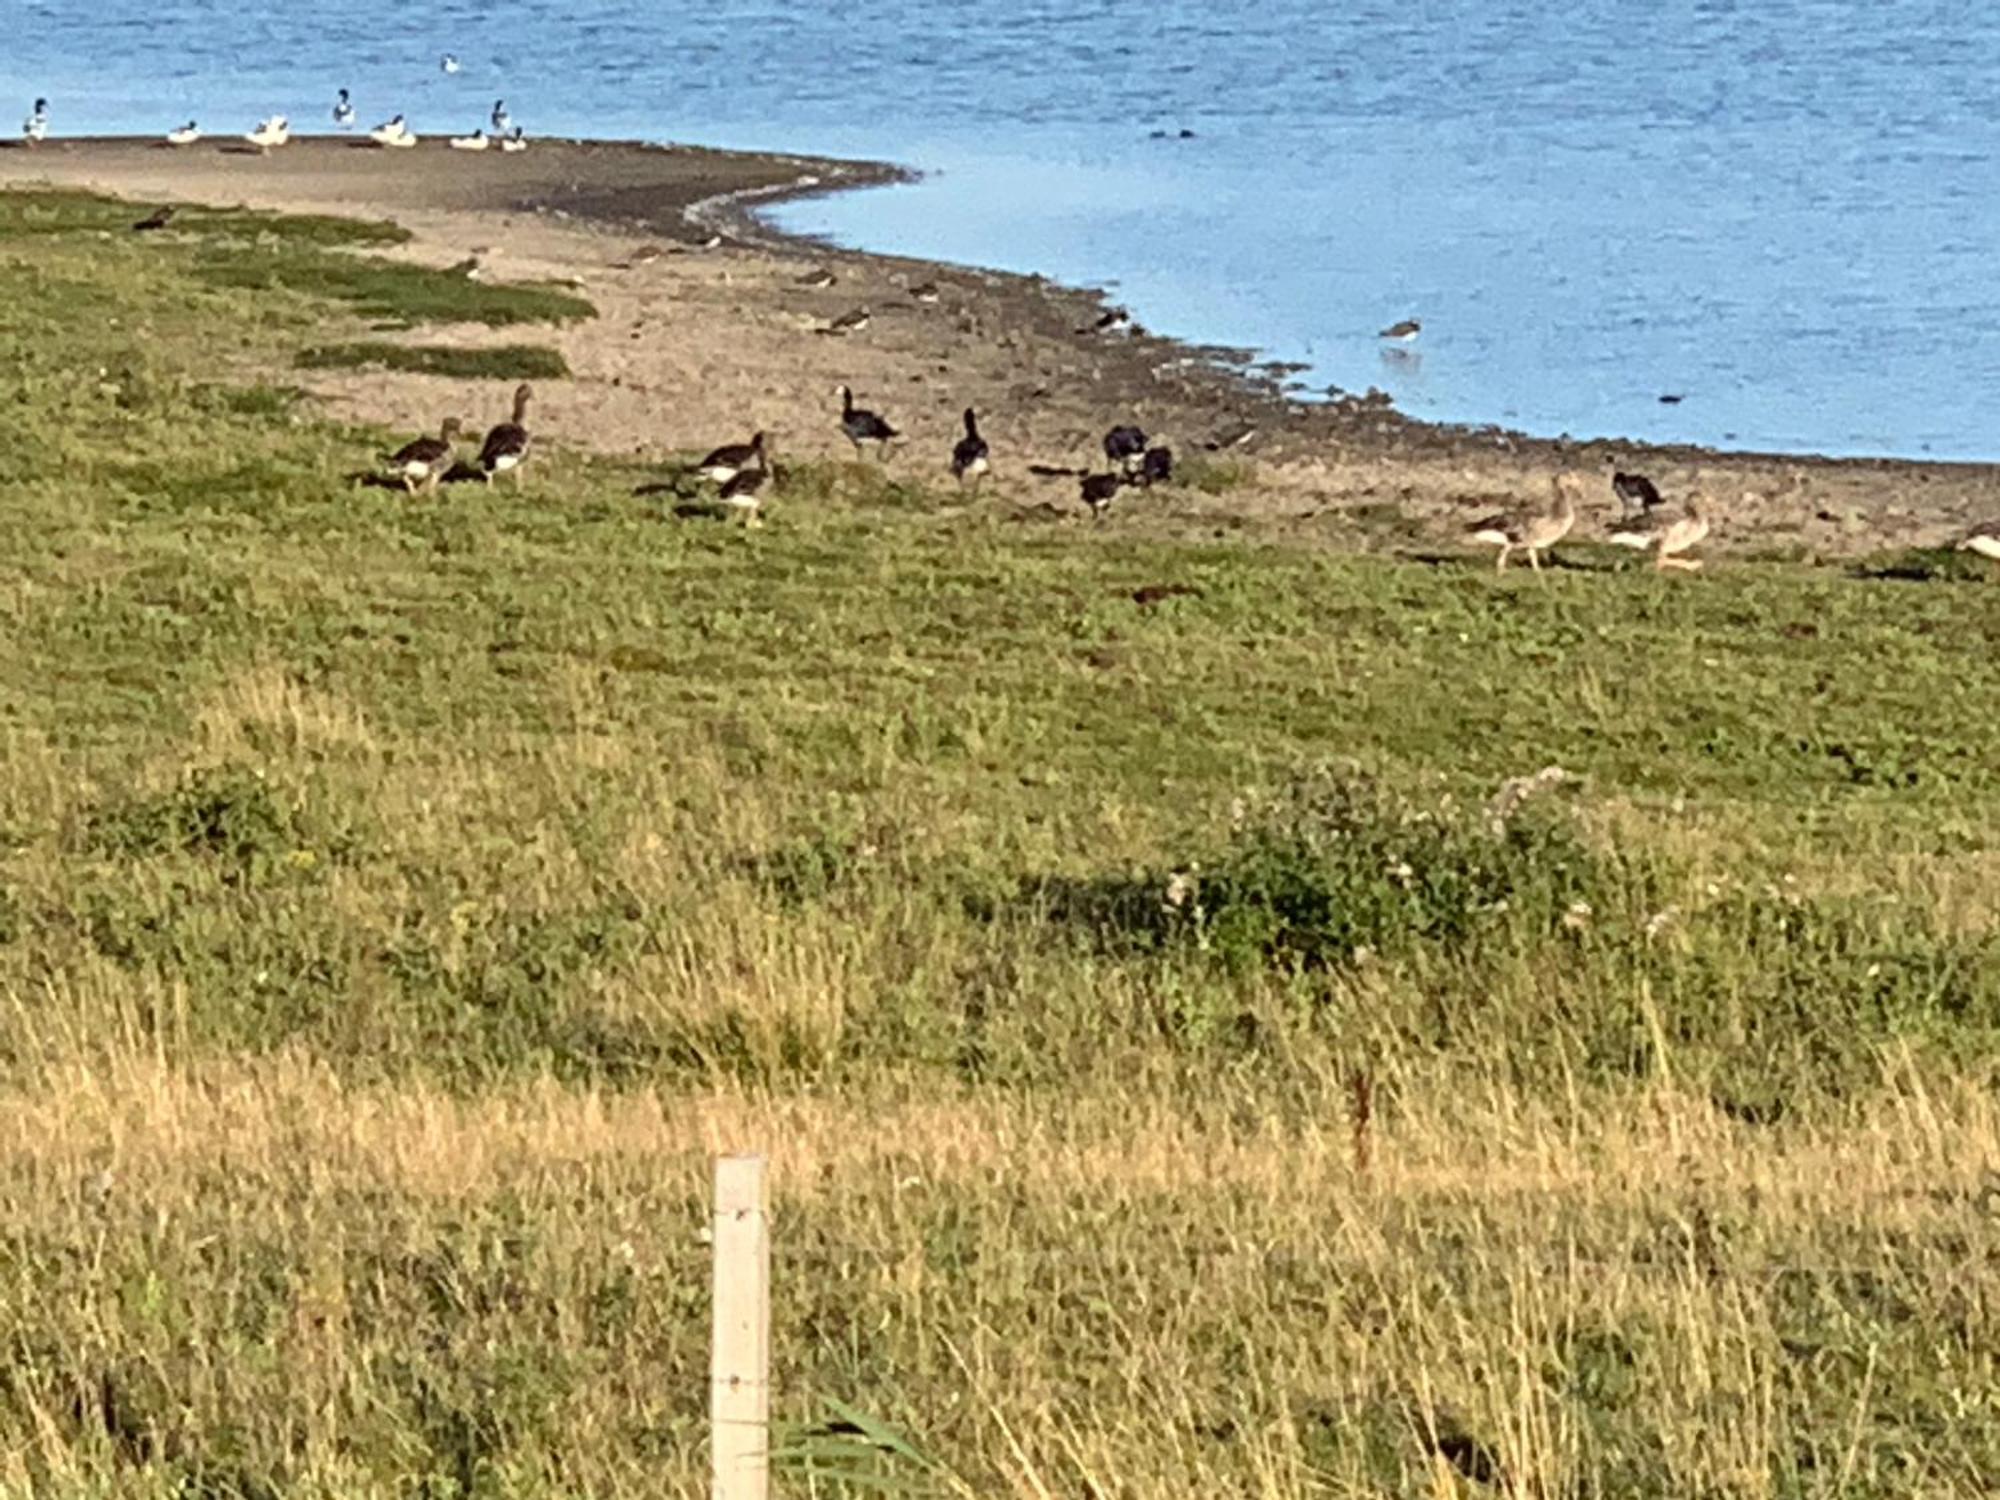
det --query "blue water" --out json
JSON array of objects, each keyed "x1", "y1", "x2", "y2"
[{"x1": 8, "y1": 0, "x2": 1999, "y2": 460}]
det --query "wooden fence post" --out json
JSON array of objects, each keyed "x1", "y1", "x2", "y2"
[{"x1": 711, "y1": 1154, "x2": 771, "y2": 1500}]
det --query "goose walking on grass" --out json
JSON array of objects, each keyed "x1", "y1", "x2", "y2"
[
  {"x1": 1466, "y1": 476, "x2": 1579, "y2": 573},
  {"x1": 1103, "y1": 424, "x2": 1148, "y2": 476},
  {"x1": 164, "y1": 121, "x2": 200, "y2": 147},
  {"x1": 951, "y1": 408, "x2": 991, "y2": 491},
  {"x1": 333, "y1": 89, "x2": 355, "y2": 128},
  {"x1": 1081, "y1": 472, "x2": 1127, "y2": 520},
  {"x1": 1958, "y1": 517, "x2": 2000, "y2": 565},
  {"x1": 389, "y1": 416, "x2": 462, "y2": 494},
  {"x1": 1610, "y1": 492, "x2": 1712, "y2": 571},
  {"x1": 697, "y1": 432, "x2": 767, "y2": 485},
  {"x1": 836, "y1": 385, "x2": 898, "y2": 458},
  {"x1": 719, "y1": 467, "x2": 769, "y2": 527},
  {"x1": 1611, "y1": 465, "x2": 1664, "y2": 513},
  {"x1": 478, "y1": 385, "x2": 533, "y2": 485},
  {"x1": 245, "y1": 116, "x2": 290, "y2": 151},
  {"x1": 491, "y1": 99, "x2": 512, "y2": 134},
  {"x1": 22, "y1": 99, "x2": 48, "y2": 145}
]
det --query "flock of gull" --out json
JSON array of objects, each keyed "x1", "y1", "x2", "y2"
[{"x1": 20, "y1": 91, "x2": 2000, "y2": 567}]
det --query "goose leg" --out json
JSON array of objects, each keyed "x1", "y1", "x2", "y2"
[
  {"x1": 1528, "y1": 548, "x2": 1543, "y2": 573},
  {"x1": 1495, "y1": 545, "x2": 1511, "y2": 573}
]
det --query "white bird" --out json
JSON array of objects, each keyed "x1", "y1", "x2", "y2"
[
  {"x1": 440, "y1": 54, "x2": 461, "y2": 74},
  {"x1": 449, "y1": 130, "x2": 489, "y2": 151},
  {"x1": 370, "y1": 115, "x2": 416, "y2": 147},
  {"x1": 1957, "y1": 517, "x2": 2000, "y2": 563},
  {"x1": 245, "y1": 115, "x2": 290, "y2": 151},
  {"x1": 165, "y1": 120, "x2": 201, "y2": 146},
  {"x1": 498, "y1": 127, "x2": 528, "y2": 153},
  {"x1": 491, "y1": 99, "x2": 511, "y2": 134},
  {"x1": 22, "y1": 98, "x2": 48, "y2": 144},
  {"x1": 333, "y1": 88, "x2": 355, "y2": 128}
]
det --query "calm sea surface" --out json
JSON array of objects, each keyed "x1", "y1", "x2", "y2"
[{"x1": 9, "y1": 0, "x2": 1999, "y2": 459}]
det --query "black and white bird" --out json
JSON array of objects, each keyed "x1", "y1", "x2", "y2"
[
  {"x1": 478, "y1": 384, "x2": 533, "y2": 484},
  {"x1": 1103, "y1": 424, "x2": 1148, "y2": 476},
  {"x1": 908, "y1": 281, "x2": 941, "y2": 304},
  {"x1": 22, "y1": 99, "x2": 48, "y2": 145},
  {"x1": 1137, "y1": 445, "x2": 1174, "y2": 487},
  {"x1": 950, "y1": 409, "x2": 990, "y2": 490},
  {"x1": 1610, "y1": 467, "x2": 1664, "y2": 513},
  {"x1": 719, "y1": 467, "x2": 769, "y2": 526},
  {"x1": 389, "y1": 416, "x2": 463, "y2": 493},
  {"x1": 491, "y1": 99, "x2": 511, "y2": 134},
  {"x1": 498, "y1": 127, "x2": 528, "y2": 153},
  {"x1": 697, "y1": 431, "x2": 767, "y2": 486},
  {"x1": 333, "y1": 89, "x2": 355, "y2": 128},
  {"x1": 1081, "y1": 472, "x2": 1126, "y2": 519},
  {"x1": 245, "y1": 115, "x2": 291, "y2": 150},
  {"x1": 796, "y1": 267, "x2": 837, "y2": 289},
  {"x1": 369, "y1": 114, "x2": 414, "y2": 147},
  {"x1": 1379, "y1": 318, "x2": 1421, "y2": 342},
  {"x1": 164, "y1": 122, "x2": 200, "y2": 147},
  {"x1": 440, "y1": 54, "x2": 461, "y2": 74},
  {"x1": 821, "y1": 306, "x2": 872, "y2": 336},
  {"x1": 836, "y1": 385, "x2": 898, "y2": 457},
  {"x1": 132, "y1": 205, "x2": 176, "y2": 232},
  {"x1": 1080, "y1": 307, "x2": 1131, "y2": 336}
]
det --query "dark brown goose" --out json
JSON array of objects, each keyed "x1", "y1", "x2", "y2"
[
  {"x1": 950, "y1": 409, "x2": 990, "y2": 490},
  {"x1": 719, "y1": 467, "x2": 769, "y2": 526},
  {"x1": 1081, "y1": 472, "x2": 1126, "y2": 519},
  {"x1": 477, "y1": 384, "x2": 533, "y2": 484},
  {"x1": 698, "y1": 431, "x2": 767, "y2": 485},
  {"x1": 1137, "y1": 445, "x2": 1173, "y2": 487},
  {"x1": 1103, "y1": 424, "x2": 1148, "y2": 476},
  {"x1": 131, "y1": 206, "x2": 176, "y2": 233},
  {"x1": 836, "y1": 385, "x2": 898, "y2": 457},
  {"x1": 389, "y1": 416, "x2": 463, "y2": 494}
]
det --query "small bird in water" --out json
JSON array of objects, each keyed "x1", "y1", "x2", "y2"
[
  {"x1": 131, "y1": 205, "x2": 176, "y2": 232},
  {"x1": 1081, "y1": 472, "x2": 1127, "y2": 519},
  {"x1": 1379, "y1": 318, "x2": 1421, "y2": 342},
  {"x1": 951, "y1": 408, "x2": 990, "y2": 491},
  {"x1": 440, "y1": 54, "x2": 461, "y2": 74},
  {"x1": 389, "y1": 416, "x2": 463, "y2": 494},
  {"x1": 333, "y1": 88, "x2": 355, "y2": 128},
  {"x1": 491, "y1": 99, "x2": 512, "y2": 134},
  {"x1": 836, "y1": 385, "x2": 898, "y2": 458},
  {"x1": 477, "y1": 384, "x2": 533, "y2": 484},
  {"x1": 821, "y1": 306, "x2": 872, "y2": 336},
  {"x1": 245, "y1": 115, "x2": 291, "y2": 151},
  {"x1": 1465, "y1": 476, "x2": 1579, "y2": 573},
  {"x1": 164, "y1": 121, "x2": 200, "y2": 147},
  {"x1": 22, "y1": 98, "x2": 48, "y2": 145},
  {"x1": 1103, "y1": 424, "x2": 1148, "y2": 476}
]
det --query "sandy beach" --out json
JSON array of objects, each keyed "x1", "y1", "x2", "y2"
[{"x1": 1, "y1": 134, "x2": 1991, "y2": 557}]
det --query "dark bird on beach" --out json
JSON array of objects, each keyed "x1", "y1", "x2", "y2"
[
  {"x1": 1137, "y1": 445, "x2": 1174, "y2": 487},
  {"x1": 477, "y1": 384, "x2": 533, "y2": 484},
  {"x1": 1610, "y1": 467, "x2": 1663, "y2": 513},
  {"x1": 389, "y1": 416, "x2": 463, "y2": 494},
  {"x1": 697, "y1": 431, "x2": 767, "y2": 486},
  {"x1": 1379, "y1": 318, "x2": 1421, "y2": 342},
  {"x1": 1205, "y1": 423, "x2": 1256, "y2": 451},
  {"x1": 950, "y1": 408, "x2": 990, "y2": 490},
  {"x1": 908, "y1": 281, "x2": 941, "y2": 304},
  {"x1": 1081, "y1": 472, "x2": 1126, "y2": 519},
  {"x1": 796, "y1": 267, "x2": 836, "y2": 288},
  {"x1": 836, "y1": 384, "x2": 898, "y2": 457},
  {"x1": 821, "y1": 306, "x2": 872, "y2": 336},
  {"x1": 131, "y1": 206, "x2": 176, "y2": 232},
  {"x1": 1103, "y1": 424, "x2": 1148, "y2": 475},
  {"x1": 1080, "y1": 308, "x2": 1132, "y2": 336},
  {"x1": 719, "y1": 466, "x2": 769, "y2": 526}
]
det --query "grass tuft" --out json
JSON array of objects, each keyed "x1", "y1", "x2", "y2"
[{"x1": 297, "y1": 341, "x2": 572, "y2": 379}]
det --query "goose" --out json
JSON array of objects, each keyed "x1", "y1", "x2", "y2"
[
  {"x1": 697, "y1": 432, "x2": 767, "y2": 485},
  {"x1": 1081, "y1": 472, "x2": 1126, "y2": 519},
  {"x1": 1956, "y1": 517, "x2": 2000, "y2": 563},
  {"x1": 1611, "y1": 466, "x2": 1664, "y2": 512},
  {"x1": 1080, "y1": 307, "x2": 1131, "y2": 336},
  {"x1": 822, "y1": 306, "x2": 871, "y2": 336},
  {"x1": 477, "y1": 385, "x2": 533, "y2": 484},
  {"x1": 245, "y1": 116, "x2": 290, "y2": 151},
  {"x1": 796, "y1": 267, "x2": 836, "y2": 289},
  {"x1": 1103, "y1": 424, "x2": 1148, "y2": 475},
  {"x1": 1465, "y1": 476, "x2": 1579, "y2": 573},
  {"x1": 719, "y1": 467, "x2": 769, "y2": 526},
  {"x1": 1136, "y1": 445, "x2": 1174, "y2": 487},
  {"x1": 835, "y1": 385, "x2": 898, "y2": 457},
  {"x1": 491, "y1": 99, "x2": 511, "y2": 134},
  {"x1": 449, "y1": 130, "x2": 489, "y2": 151},
  {"x1": 389, "y1": 417, "x2": 462, "y2": 493},
  {"x1": 908, "y1": 281, "x2": 941, "y2": 304},
  {"x1": 498, "y1": 127, "x2": 528, "y2": 153},
  {"x1": 164, "y1": 121, "x2": 200, "y2": 147},
  {"x1": 440, "y1": 54, "x2": 461, "y2": 74},
  {"x1": 1379, "y1": 318, "x2": 1421, "y2": 342},
  {"x1": 333, "y1": 89, "x2": 355, "y2": 128},
  {"x1": 131, "y1": 205, "x2": 176, "y2": 232},
  {"x1": 370, "y1": 115, "x2": 414, "y2": 147},
  {"x1": 950, "y1": 409, "x2": 990, "y2": 490},
  {"x1": 1610, "y1": 492, "x2": 1712, "y2": 571},
  {"x1": 22, "y1": 99, "x2": 47, "y2": 145}
]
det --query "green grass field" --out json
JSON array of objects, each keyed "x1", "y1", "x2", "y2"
[{"x1": 2, "y1": 188, "x2": 1998, "y2": 1498}]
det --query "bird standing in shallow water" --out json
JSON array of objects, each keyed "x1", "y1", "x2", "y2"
[
  {"x1": 1610, "y1": 491, "x2": 1712, "y2": 570},
  {"x1": 478, "y1": 385, "x2": 533, "y2": 484},
  {"x1": 951, "y1": 409, "x2": 990, "y2": 491},
  {"x1": 1465, "y1": 476, "x2": 1579, "y2": 572},
  {"x1": 389, "y1": 417, "x2": 463, "y2": 493},
  {"x1": 1379, "y1": 318, "x2": 1421, "y2": 342},
  {"x1": 836, "y1": 385, "x2": 898, "y2": 458}
]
